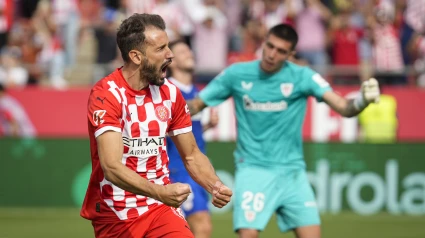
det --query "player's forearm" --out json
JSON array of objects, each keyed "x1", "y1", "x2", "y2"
[
  {"x1": 339, "y1": 94, "x2": 373, "y2": 117},
  {"x1": 324, "y1": 93, "x2": 363, "y2": 118},
  {"x1": 340, "y1": 98, "x2": 363, "y2": 117},
  {"x1": 186, "y1": 98, "x2": 206, "y2": 116},
  {"x1": 202, "y1": 123, "x2": 214, "y2": 132},
  {"x1": 184, "y1": 151, "x2": 220, "y2": 194},
  {"x1": 102, "y1": 163, "x2": 164, "y2": 200}
]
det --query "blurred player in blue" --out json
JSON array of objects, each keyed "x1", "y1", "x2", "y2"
[
  {"x1": 188, "y1": 24, "x2": 380, "y2": 238},
  {"x1": 166, "y1": 40, "x2": 219, "y2": 238}
]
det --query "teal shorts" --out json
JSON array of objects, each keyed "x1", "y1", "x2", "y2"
[{"x1": 233, "y1": 164, "x2": 320, "y2": 232}]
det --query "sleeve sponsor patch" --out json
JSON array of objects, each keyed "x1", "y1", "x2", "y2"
[
  {"x1": 93, "y1": 110, "x2": 106, "y2": 126},
  {"x1": 312, "y1": 73, "x2": 330, "y2": 88}
]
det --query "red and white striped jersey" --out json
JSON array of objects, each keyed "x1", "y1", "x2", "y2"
[
  {"x1": 81, "y1": 68, "x2": 192, "y2": 222},
  {"x1": 373, "y1": 25, "x2": 404, "y2": 72}
]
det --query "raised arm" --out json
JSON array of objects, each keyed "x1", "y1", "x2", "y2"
[
  {"x1": 170, "y1": 131, "x2": 232, "y2": 208},
  {"x1": 97, "y1": 131, "x2": 190, "y2": 208},
  {"x1": 323, "y1": 78, "x2": 380, "y2": 117}
]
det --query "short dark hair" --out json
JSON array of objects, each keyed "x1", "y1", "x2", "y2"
[
  {"x1": 116, "y1": 13, "x2": 166, "y2": 62},
  {"x1": 268, "y1": 24, "x2": 298, "y2": 50}
]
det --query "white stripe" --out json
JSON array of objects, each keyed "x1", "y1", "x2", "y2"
[
  {"x1": 118, "y1": 87, "x2": 127, "y2": 105},
  {"x1": 165, "y1": 79, "x2": 177, "y2": 102},
  {"x1": 136, "y1": 205, "x2": 149, "y2": 216},
  {"x1": 168, "y1": 126, "x2": 192, "y2": 136},
  {"x1": 107, "y1": 81, "x2": 122, "y2": 103},
  {"x1": 147, "y1": 170, "x2": 157, "y2": 179},
  {"x1": 128, "y1": 104, "x2": 138, "y2": 122},
  {"x1": 95, "y1": 126, "x2": 121, "y2": 137},
  {"x1": 149, "y1": 85, "x2": 162, "y2": 104},
  {"x1": 136, "y1": 157, "x2": 148, "y2": 172},
  {"x1": 112, "y1": 184, "x2": 125, "y2": 201},
  {"x1": 126, "y1": 197, "x2": 137, "y2": 208},
  {"x1": 147, "y1": 197, "x2": 159, "y2": 205}
]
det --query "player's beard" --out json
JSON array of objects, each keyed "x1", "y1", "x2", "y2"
[{"x1": 140, "y1": 59, "x2": 165, "y2": 86}]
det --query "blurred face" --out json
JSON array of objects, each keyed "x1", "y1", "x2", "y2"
[
  {"x1": 264, "y1": 0, "x2": 282, "y2": 12},
  {"x1": 169, "y1": 42, "x2": 195, "y2": 73},
  {"x1": 140, "y1": 28, "x2": 174, "y2": 86},
  {"x1": 340, "y1": 12, "x2": 350, "y2": 28},
  {"x1": 1, "y1": 55, "x2": 17, "y2": 68},
  {"x1": 260, "y1": 33, "x2": 295, "y2": 73}
]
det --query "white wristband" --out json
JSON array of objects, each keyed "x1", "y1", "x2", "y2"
[{"x1": 353, "y1": 93, "x2": 367, "y2": 111}]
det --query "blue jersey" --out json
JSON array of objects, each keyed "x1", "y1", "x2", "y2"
[
  {"x1": 199, "y1": 60, "x2": 332, "y2": 169},
  {"x1": 167, "y1": 78, "x2": 205, "y2": 174}
]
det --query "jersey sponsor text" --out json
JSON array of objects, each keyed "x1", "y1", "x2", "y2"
[{"x1": 243, "y1": 95, "x2": 287, "y2": 112}]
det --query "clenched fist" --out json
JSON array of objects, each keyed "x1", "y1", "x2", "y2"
[
  {"x1": 361, "y1": 78, "x2": 380, "y2": 104},
  {"x1": 211, "y1": 181, "x2": 232, "y2": 208},
  {"x1": 354, "y1": 78, "x2": 380, "y2": 111},
  {"x1": 158, "y1": 183, "x2": 191, "y2": 208}
]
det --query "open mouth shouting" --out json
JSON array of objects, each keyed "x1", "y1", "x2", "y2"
[{"x1": 161, "y1": 60, "x2": 172, "y2": 78}]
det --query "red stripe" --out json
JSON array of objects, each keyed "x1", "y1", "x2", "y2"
[
  {"x1": 148, "y1": 120, "x2": 160, "y2": 136},
  {"x1": 131, "y1": 122, "x2": 140, "y2": 138},
  {"x1": 146, "y1": 156, "x2": 157, "y2": 171}
]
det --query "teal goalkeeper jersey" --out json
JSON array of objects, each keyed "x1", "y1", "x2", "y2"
[{"x1": 199, "y1": 60, "x2": 332, "y2": 169}]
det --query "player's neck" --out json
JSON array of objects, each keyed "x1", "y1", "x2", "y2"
[
  {"x1": 122, "y1": 64, "x2": 149, "y2": 91},
  {"x1": 171, "y1": 70, "x2": 193, "y2": 86}
]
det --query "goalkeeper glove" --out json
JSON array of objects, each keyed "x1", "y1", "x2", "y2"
[{"x1": 354, "y1": 78, "x2": 380, "y2": 111}]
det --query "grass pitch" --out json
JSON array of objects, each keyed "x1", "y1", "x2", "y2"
[{"x1": 0, "y1": 208, "x2": 424, "y2": 238}]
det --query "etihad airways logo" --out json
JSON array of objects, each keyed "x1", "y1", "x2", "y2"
[
  {"x1": 243, "y1": 95, "x2": 287, "y2": 112},
  {"x1": 123, "y1": 136, "x2": 165, "y2": 157}
]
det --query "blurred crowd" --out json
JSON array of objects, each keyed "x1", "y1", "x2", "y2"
[{"x1": 0, "y1": 0, "x2": 425, "y2": 89}]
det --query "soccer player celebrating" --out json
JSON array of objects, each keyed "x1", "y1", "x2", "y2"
[
  {"x1": 188, "y1": 24, "x2": 380, "y2": 238},
  {"x1": 166, "y1": 40, "x2": 219, "y2": 238},
  {"x1": 81, "y1": 14, "x2": 232, "y2": 238}
]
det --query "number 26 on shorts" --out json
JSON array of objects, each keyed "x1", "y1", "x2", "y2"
[{"x1": 241, "y1": 191, "x2": 265, "y2": 212}]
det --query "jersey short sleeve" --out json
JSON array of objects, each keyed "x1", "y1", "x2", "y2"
[
  {"x1": 301, "y1": 67, "x2": 332, "y2": 102},
  {"x1": 168, "y1": 88, "x2": 192, "y2": 136},
  {"x1": 87, "y1": 89, "x2": 122, "y2": 137},
  {"x1": 199, "y1": 67, "x2": 234, "y2": 107}
]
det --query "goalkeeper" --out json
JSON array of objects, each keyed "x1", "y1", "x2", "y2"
[{"x1": 188, "y1": 23, "x2": 380, "y2": 238}]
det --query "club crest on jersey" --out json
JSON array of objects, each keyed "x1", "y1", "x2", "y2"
[
  {"x1": 93, "y1": 110, "x2": 106, "y2": 126},
  {"x1": 155, "y1": 105, "x2": 170, "y2": 122},
  {"x1": 241, "y1": 81, "x2": 253, "y2": 91},
  {"x1": 280, "y1": 83, "x2": 293, "y2": 97}
]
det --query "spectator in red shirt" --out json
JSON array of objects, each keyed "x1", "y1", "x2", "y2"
[
  {"x1": 328, "y1": 9, "x2": 363, "y2": 83},
  {"x1": 328, "y1": 10, "x2": 363, "y2": 66}
]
